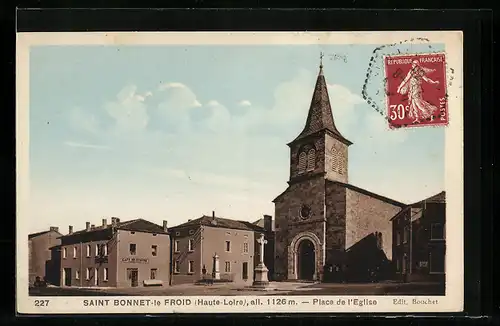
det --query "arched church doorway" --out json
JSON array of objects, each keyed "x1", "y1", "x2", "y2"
[{"x1": 297, "y1": 239, "x2": 315, "y2": 280}]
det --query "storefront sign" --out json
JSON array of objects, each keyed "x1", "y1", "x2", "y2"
[{"x1": 121, "y1": 257, "x2": 149, "y2": 264}]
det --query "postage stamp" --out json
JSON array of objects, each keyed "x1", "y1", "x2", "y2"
[
  {"x1": 16, "y1": 31, "x2": 463, "y2": 315},
  {"x1": 384, "y1": 53, "x2": 448, "y2": 129}
]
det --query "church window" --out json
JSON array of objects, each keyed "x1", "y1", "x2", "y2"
[
  {"x1": 306, "y1": 149, "x2": 316, "y2": 171},
  {"x1": 298, "y1": 152, "x2": 307, "y2": 174}
]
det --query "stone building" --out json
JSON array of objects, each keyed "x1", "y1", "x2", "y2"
[
  {"x1": 168, "y1": 212, "x2": 270, "y2": 285},
  {"x1": 58, "y1": 217, "x2": 170, "y2": 288},
  {"x1": 28, "y1": 226, "x2": 62, "y2": 285},
  {"x1": 392, "y1": 191, "x2": 446, "y2": 283},
  {"x1": 273, "y1": 61, "x2": 406, "y2": 282}
]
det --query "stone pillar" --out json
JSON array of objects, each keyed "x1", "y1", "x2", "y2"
[
  {"x1": 253, "y1": 233, "x2": 269, "y2": 287},
  {"x1": 212, "y1": 253, "x2": 220, "y2": 280}
]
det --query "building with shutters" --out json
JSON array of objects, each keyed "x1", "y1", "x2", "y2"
[
  {"x1": 168, "y1": 212, "x2": 272, "y2": 285},
  {"x1": 28, "y1": 227, "x2": 62, "y2": 286},
  {"x1": 391, "y1": 191, "x2": 446, "y2": 283},
  {"x1": 273, "y1": 60, "x2": 407, "y2": 282},
  {"x1": 57, "y1": 217, "x2": 170, "y2": 288}
]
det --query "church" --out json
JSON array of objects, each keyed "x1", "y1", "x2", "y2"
[{"x1": 273, "y1": 60, "x2": 407, "y2": 282}]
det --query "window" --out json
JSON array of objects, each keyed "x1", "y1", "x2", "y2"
[
  {"x1": 396, "y1": 259, "x2": 400, "y2": 272},
  {"x1": 307, "y1": 149, "x2": 316, "y2": 171},
  {"x1": 243, "y1": 242, "x2": 249, "y2": 253},
  {"x1": 174, "y1": 240, "x2": 180, "y2": 253},
  {"x1": 225, "y1": 261, "x2": 231, "y2": 273},
  {"x1": 104, "y1": 268, "x2": 108, "y2": 281},
  {"x1": 96, "y1": 244, "x2": 100, "y2": 256},
  {"x1": 75, "y1": 270, "x2": 80, "y2": 280},
  {"x1": 298, "y1": 152, "x2": 307, "y2": 174},
  {"x1": 189, "y1": 229, "x2": 194, "y2": 235},
  {"x1": 103, "y1": 244, "x2": 108, "y2": 256},
  {"x1": 86, "y1": 244, "x2": 91, "y2": 257},
  {"x1": 150, "y1": 268, "x2": 157, "y2": 280},
  {"x1": 430, "y1": 223, "x2": 444, "y2": 240},
  {"x1": 429, "y1": 251, "x2": 445, "y2": 273},
  {"x1": 152, "y1": 245, "x2": 158, "y2": 256},
  {"x1": 396, "y1": 231, "x2": 401, "y2": 245},
  {"x1": 188, "y1": 239, "x2": 194, "y2": 252},
  {"x1": 63, "y1": 248, "x2": 67, "y2": 259},
  {"x1": 73, "y1": 247, "x2": 77, "y2": 258},
  {"x1": 188, "y1": 261, "x2": 194, "y2": 274},
  {"x1": 129, "y1": 243, "x2": 137, "y2": 255},
  {"x1": 225, "y1": 240, "x2": 231, "y2": 252},
  {"x1": 403, "y1": 227, "x2": 409, "y2": 243},
  {"x1": 86, "y1": 268, "x2": 91, "y2": 280},
  {"x1": 174, "y1": 260, "x2": 180, "y2": 273}
]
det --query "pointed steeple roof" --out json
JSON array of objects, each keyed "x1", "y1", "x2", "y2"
[{"x1": 290, "y1": 56, "x2": 352, "y2": 145}]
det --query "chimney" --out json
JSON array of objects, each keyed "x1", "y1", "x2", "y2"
[
  {"x1": 212, "y1": 211, "x2": 215, "y2": 219},
  {"x1": 111, "y1": 217, "x2": 117, "y2": 227},
  {"x1": 263, "y1": 215, "x2": 272, "y2": 232},
  {"x1": 102, "y1": 218, "x2": 107, "y2": 227},
  {"x1": 91, "y1": 224, "x2": 95, "y2": 230},
  {"x1": 49, "y1": 226, "x2": 59, "y2": 233},
  {"x1": 68, "y1": 225, "x2": 73, "y2": 234},
  {"x1": 85, "y1": 222, "x2": 91, "y2": 231},
  {"x1": 163, "y1": 220, "x2": 168, "y2": 233}
]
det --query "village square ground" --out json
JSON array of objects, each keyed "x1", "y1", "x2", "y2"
[{"x1": 30, "y1": 281, "x2": 444, "y2": 297}]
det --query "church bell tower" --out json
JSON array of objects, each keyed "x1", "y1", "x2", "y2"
[{"x1": 287, "y1": 54, "x2": 353, "y2": 185}]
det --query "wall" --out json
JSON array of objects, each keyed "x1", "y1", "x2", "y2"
[
  {"x1": 289, "y1": 136, "x2": 325, "y2": 181},
  {"x1": 324, "y1": 134, "x2": 348, "y2": 183},
  {"x1": 201, "y1": 226, "x2": 255, "y2": 285},
  {"x1": 324, "y1": 182, "x2": 347, "y2": 264},
  {"x1": 116, "y1": 230, "x2": 170, "y2": 288},
  {"x1": 274, "y1": 176, "x2": 326, "y2": 280},
  {"x1": 29, "y1": 231, "x2": 61, "y2": 285},
  {"x1": 60, "y1": 232, "x2": 118, "y2": 287},
  {"x1": 345, "y1": 188, "x2": 402, "y2": 261},
  {"x1": 171, "y1": 226, "x2": 202, "y2": 285}
]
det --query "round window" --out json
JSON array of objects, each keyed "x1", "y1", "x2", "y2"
[{"x1": 300, "y1": 204, "x2": 311, "y2": 219}]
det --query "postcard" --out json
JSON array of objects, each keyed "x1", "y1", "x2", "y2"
[{"x1": 16, "y1": 31, "x2": 463, "y2": 314}]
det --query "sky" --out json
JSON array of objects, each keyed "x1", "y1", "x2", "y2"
[{"x1": 27, "y1": 43, "x2": 445, "y2": 234}]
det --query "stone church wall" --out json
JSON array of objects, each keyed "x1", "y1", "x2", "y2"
[
  {"x1": 274, "y1": 176, "x2": 326, "y2": 280},
  {"x1": 324, "y1": 182, "x2": 347, "y2": 263},
  {"x1": 345, "y1": 188, "x2": 403, "y2": 260}
]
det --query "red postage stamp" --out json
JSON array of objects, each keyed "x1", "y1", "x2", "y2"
[{"x1": 384, "y1": 53, "x2": 448, "y2": 129}]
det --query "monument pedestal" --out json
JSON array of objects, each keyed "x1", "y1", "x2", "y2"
[{"x1": 252, "y1": 263, "x2": 269, "y2": 287}]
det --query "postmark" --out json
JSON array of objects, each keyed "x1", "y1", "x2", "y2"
[
  {"x1": 361, "y1": 38, "x2": 455, "y2": 128},
  {"x1": 384, "y1": 53, "x2": 448, "y2": 129}
]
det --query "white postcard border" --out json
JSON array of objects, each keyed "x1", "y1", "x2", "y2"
[{"x1": 16, "y1": 31, "x2": 464, "y2": 314}]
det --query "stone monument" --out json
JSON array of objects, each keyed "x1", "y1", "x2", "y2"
[
  {"x1": 252, "y1": 233, "x2": 269, "y2": 287},
  {"x1": 212, "y1": 253, "x2": 220, "y2": 280}
]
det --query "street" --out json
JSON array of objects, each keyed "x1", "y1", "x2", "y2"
[{"x1": 29, "y1": 281, "x2": 445, "y2": 297}]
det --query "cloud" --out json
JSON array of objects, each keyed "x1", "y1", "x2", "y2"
[
  {"x1": 64, "y1": 141, "x2": 110, "y2": 150},
  {"x1": 104, "y1": 84, "x2": 149, "y2": 133},
  {"x1": 238, "y1": 100, "x2": 252, "y2": 107},
  {"x1": 158, "y1": 82, "x2": 188, "y2": 90}
]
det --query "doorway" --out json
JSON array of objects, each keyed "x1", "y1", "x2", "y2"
[
  {"x1": 242, "y1": 262, "x2": 248, "y2": 280},
  {"x1": 63, "y1": 268, "x2": 72, "y2": 286},
  {"x1": 127, "y1": 268, "x2": 139, "y2": 287},
  {"x1": 297, "y1": 239, "x2": 315, "y2": 280}
]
